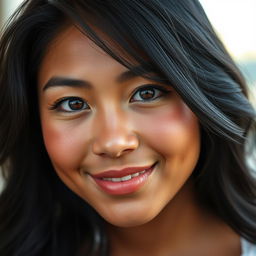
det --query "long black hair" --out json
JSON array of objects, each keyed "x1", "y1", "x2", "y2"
[{"x1": 0, "y1": 0, "x2": 255, "y2": 255}]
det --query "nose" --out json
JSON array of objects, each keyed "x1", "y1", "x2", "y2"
[{"x1": 92, "y1": 109, "x2": 139, "y2": 158}]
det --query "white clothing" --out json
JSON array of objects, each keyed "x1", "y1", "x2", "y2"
[{"x1": 241, "y1": 237, "x2": 256, "y2": 256}]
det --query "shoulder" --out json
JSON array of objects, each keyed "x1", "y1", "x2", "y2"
[{"x1": 241, "y1": 237, "x2": 256, "y2": 256}]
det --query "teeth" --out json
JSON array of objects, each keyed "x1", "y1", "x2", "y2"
[
  {"x1": 112, "y1": 177, "x2": 122, "y2": 182},
  {"x1": 121, "y1": 175, "x2": 132, "y2": 181},
  {"x1": 102, "y1": 169, "x2": 148, "y2": 182},
  {"x1": 131, "y1": 172, "x2": 139, "y2": 178}
]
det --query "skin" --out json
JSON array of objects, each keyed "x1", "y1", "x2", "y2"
[{"x1": 38, "y1": 26, "x2": 241, "y2": 255}]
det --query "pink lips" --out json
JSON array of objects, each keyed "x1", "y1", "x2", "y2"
[{"x1": 90, "y1": 163, "x2": 156, "y2": 195}]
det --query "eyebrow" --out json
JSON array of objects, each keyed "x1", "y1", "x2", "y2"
[{"x1": 42, "y1": 69, "x2": 142, "y2": 92}]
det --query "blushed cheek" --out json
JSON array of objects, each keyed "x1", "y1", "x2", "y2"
[
  {"x1": 41, "y1": 120, "x2": 86, "y2": 171},
  {"x1": 135, "y1": 102, "x2": 200, "y2": 156}
]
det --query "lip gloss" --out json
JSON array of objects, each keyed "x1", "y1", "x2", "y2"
[{"x1": 90, "y1": 164, "x2": 155, "y2": 195}]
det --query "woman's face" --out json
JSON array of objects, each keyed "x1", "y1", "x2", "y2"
[{"x1": 38, "y1": 26, "x2": 200, "y2": 227}]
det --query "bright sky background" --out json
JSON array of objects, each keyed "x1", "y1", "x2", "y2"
[{"x1": 199, "y1": 0, "x2": 256, "y2": 61}]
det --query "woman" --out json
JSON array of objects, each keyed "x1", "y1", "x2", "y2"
[{"x1": 0, "y1": 0, "x2": 255, "y2": 255}]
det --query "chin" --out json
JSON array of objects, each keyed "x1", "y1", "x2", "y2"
[
  {"x1": 106, "y1": 216, "x2": 154, "y2": 228},
  {"x1": 99, "y1": 206, "x2": 159, "y2": 228}
]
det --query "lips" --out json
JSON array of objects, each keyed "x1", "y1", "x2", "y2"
[
  {"x1": 92, "y1": 165, "x2": 154, "y2": 179},
  {"x1": 90, "y1": 163, "x2": 156, "y2": 195}
]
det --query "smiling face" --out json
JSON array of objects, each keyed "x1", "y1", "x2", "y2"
[{"x1": 38, "y1": 26, "x2": 201, "y2": 227}]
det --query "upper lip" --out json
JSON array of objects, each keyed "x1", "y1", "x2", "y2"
[{"x1": 91, "y1": 163, "x2": 155, "y2": 179}]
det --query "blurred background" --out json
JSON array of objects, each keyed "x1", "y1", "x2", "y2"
[
  {"x1": 199, "y1": 0, "x2": 256, "y2": 102},
  {"x1": 0, "y1": 1, "x2": 256, "y2": 188}
]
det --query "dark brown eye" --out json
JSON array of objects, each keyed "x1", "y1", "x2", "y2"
[
  {"x1": 52, "y1": 97, "x2": 90, "y2": 112},
  {"x1": 131, "y1": 85, "x2": 169, "y2": 102},
  {"x1": 139, "y1": 89, "x2": 155, "y2": 100},
  {"x1": 68, "y1": 99, "x2": 85, "y2": 110}
]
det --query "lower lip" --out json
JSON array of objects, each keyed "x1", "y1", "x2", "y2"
[{"x1": 91, "y1": 165, "x2": 155, "y2": 195}]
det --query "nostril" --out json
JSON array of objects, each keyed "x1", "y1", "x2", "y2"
[
  {"x1": 92, "y1": 134, "x2": 139, "y2": 158},
  {"x1": 115, "y1": 148, "x2": 134, "y2": 158},
  {"x1": 122, "y1": 148, "x2": 134, "y2": 154},
  {"x1": 98, "y1": 148, "x2": 134, "y2": 158}
]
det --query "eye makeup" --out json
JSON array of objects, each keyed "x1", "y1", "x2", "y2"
[{"x1": 47, "y1": 84, "x2": 172, "y2": 114}]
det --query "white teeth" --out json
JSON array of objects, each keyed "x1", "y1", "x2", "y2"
[
  {"x1": 121, "y1": 175, "x2": 132, "y2": 181},
  {"x1": 102, "y1": 177, "x2": 112, "y2": 181},
  {"x1": 102, "y1": 169, "x2": 148, "y2": 182},
  {"x1": 112, "y1": 177, "x2": 122, "y2": 182}
]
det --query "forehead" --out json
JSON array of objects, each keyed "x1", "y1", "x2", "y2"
[
  {"x1": 38, "y1": 25, "x2": 129, "y2": 88},
  {"x1": 40, "y1": 25, "x2": 111, "y2": 69}
]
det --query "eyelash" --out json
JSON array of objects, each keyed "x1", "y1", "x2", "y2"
[
  {"x1": 49, "y1": 84, "x2": 171, "y2": 113},
  {"x1": 49, "y1": 96, "x2": 89, "y2": 112}
]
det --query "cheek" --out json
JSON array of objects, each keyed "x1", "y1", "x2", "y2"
[
  {"x1": 40, "y1": 118, "x2": 89, "y2": 170},
  {"x1": 134, "y1": 101, "x2": 200, "y2": 159}
]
